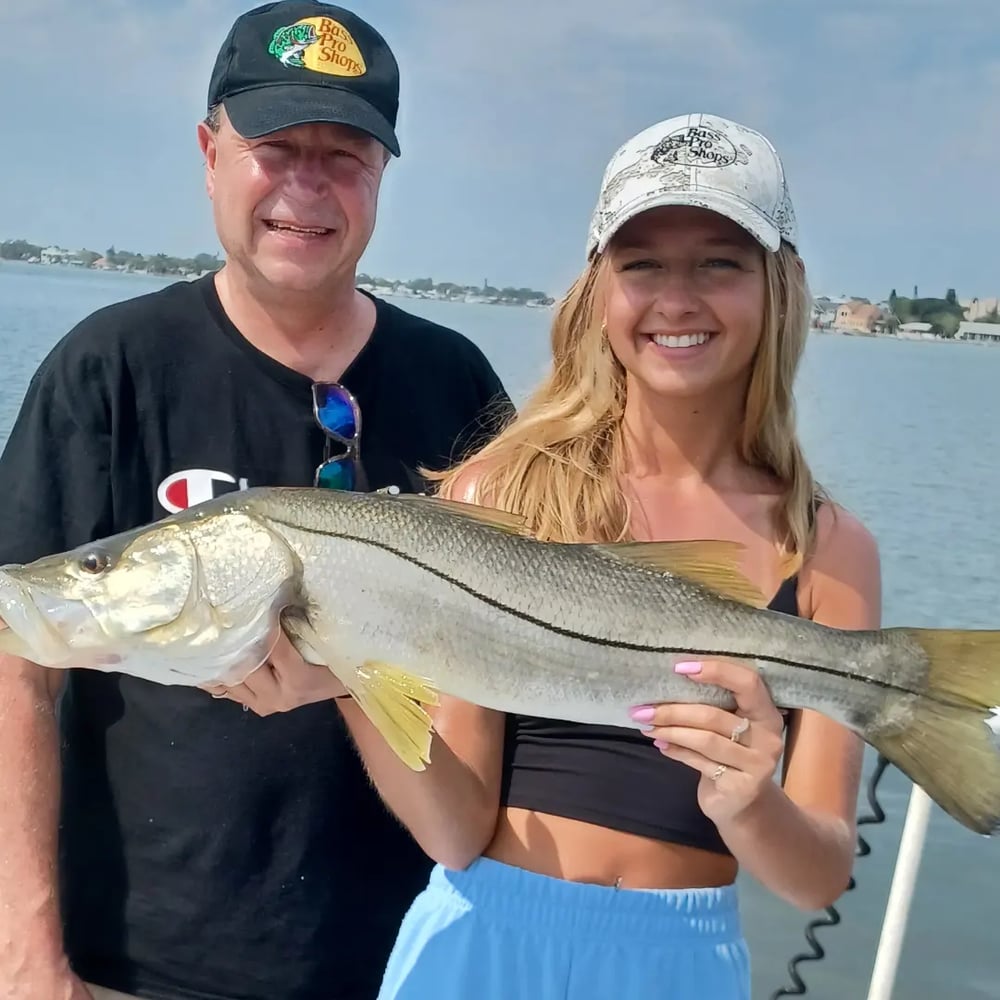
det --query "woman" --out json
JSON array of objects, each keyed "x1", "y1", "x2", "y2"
[
  {"x1": 377, "y1": 112, "x2": 877, "y2": 1000},
  {"x1": 212, "y1": 112, "x2": 879, "y2": 999}
]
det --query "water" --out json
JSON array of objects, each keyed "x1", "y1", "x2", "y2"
[{"x1": 1, "y1": 261, "x2": 998, "y2": 998}]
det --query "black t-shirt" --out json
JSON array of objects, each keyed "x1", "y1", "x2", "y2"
[{"x1": 0, "y1": 275, "x2": 511, "y2": 1000}]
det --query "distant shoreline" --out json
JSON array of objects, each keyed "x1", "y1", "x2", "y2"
[
  {"x1": 0, "y1": 251, "x2": 555, "y2": 310},
  {"x1": 356, "y1": 280, "x2": 554, "y2": 309},
  {"x1": 810, "y1": 325, "x2": 999, "y2": 346}
]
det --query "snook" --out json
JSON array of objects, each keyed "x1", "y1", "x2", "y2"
[{"x1": 1, "y1": 487, "x2": 999, "y2": 835}]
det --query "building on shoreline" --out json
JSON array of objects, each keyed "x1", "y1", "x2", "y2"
[{"x1": 957, "y1": 321, "x2": 1000, "y2": 344}]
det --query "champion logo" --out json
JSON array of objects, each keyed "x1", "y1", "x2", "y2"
[{"x1": 157, "y1": 469, "x2": 250, "y2": 514}]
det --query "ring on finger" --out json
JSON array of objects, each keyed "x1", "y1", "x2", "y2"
[
  {"x1": 730, "y1": 716, "x2": 750, "y2": 744},
  {"x1": 711, "y1": 763, "x2": 728, "y2": 782}
]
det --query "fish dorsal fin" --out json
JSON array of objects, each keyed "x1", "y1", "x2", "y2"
[
  {"x1": 399, "y1": 495, "x2": 530, "y2": 536},
  {"x1": 594, "y1": 539, "x2": 766, "y2": 608}
]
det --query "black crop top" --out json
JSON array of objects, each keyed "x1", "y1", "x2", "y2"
[{"x1": 499, "y1": 575, "x2": 802, "y2": 857}]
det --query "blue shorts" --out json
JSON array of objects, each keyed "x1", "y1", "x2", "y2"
[{"x1": 378, "y1": 858, "x2": 750, "y2": 999}]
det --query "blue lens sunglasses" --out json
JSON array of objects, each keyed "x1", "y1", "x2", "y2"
[{"x1": 312, "y1": 381, "x2": 361, "y2": 490}]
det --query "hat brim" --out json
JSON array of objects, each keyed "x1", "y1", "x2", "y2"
[
  {"x1": 223, "y1": 84, "x2": 400, "y2": 156},
  {"x1": 592, "y1": 188, "x2": 782, "y2": 257}
]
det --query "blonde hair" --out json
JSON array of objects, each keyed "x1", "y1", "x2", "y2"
[{"x1": 435, "y1": 241, "x2": 823, "y2": 568}]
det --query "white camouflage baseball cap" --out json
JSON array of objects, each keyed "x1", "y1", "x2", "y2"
[{"x1": 586, "y1": 113, "x2": 798, "y2": 257}]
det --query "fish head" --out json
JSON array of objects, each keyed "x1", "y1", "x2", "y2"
[{"x1": 0, "y1": 509, "x2": 300, "y2": 684}]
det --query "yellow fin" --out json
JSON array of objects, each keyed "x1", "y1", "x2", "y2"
[
  {"x1": 903, "y1": 628, "x2": 1000, "y2": 708},
  {"x1": 594, "y1": 539, "x2": 766, "y2": 608},
  {"x1": 863, "y1": 627, "x2": 1000, "y2": 834},
  {"x1": 871, "y1": 698, "x2": 1000, "y2": 835},
  {"x1": 282, "y1": 617, "x2": 441, "y2": 769},
  {"x1": 403, "y1": 495, "x2": 530, "y2": 536},
  {"x1": 346, "y1": 660, "x2": 441, "y2": 771}
]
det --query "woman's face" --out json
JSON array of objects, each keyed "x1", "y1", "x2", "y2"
[{"x1": 603, "y1": 205, "x2": 768, "y2": 403}]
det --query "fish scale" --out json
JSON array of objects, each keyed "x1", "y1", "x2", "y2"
[{"x1": 253, "y1": 488, "x2": 909, "y2": 716}]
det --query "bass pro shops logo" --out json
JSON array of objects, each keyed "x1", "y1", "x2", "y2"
[
  {"x1": 157, "y1": 469, "x2": 249, "y2": 515},
  {"x1": 268, "y1": 17, "x2": 367, "y2": 76},
  {"x1": 651, "y1": 125, "x2": 751, "y2": 169}
]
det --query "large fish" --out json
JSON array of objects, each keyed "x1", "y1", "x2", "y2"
[{"x1": 1, "y1": 487, "x2": 999, "y2": 835}]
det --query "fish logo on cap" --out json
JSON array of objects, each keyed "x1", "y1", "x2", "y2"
[
  {"x1": 268, "y1": 17, "x2": 367, "y2": 77},
  {"x1": 652, "y1": 125, "x2": 751, "y2": 169}
]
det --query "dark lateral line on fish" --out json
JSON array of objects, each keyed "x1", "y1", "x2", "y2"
[{"x1": 274, "y1": 521, "x2": 923, "y2": 699}]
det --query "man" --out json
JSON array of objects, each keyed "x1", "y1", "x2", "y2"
[{"x1": 0, "y1": 3, "x2": 510, "y2": 998}]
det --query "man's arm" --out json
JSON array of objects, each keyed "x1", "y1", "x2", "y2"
[
  {"x1": 0, "y1": 659, "x2": 92, "y2": 998},
  {"x1": 0, "y1": 341, "x2": 114, "y2": 997}
]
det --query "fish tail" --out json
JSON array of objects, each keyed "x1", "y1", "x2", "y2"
[{"x1": 871, "y1": 628, "x2": 1000, "y2": 835}]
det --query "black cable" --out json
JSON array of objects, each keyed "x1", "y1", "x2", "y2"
[{"x1": 769, "y1": 754, "x2": 891, "y2": 999}]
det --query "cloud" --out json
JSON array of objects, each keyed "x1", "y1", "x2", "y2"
[
  {"x1": 410, "y1": 0, "x2": 767, "y2": 86},
  {"x1": 0, "y1": 0, "x2": 244, "y2": 112},
  {"x1": 2, "y1": 1, "x2": 997, "y2": 297},
  {"x1": 400, "y1": 0, "x2": 780, "y2": 153},
  {"x1": 365, "y1": 0, "x2": 1000, "y2": 295},
  {"x1": 371, "y1": 0, "x2": 787, "y2": 290},
  {"x1": 0, "y1": 1, "x2": 253, "y2": 257}
]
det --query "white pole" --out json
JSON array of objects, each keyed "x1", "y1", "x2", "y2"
[{"x1": 865, "y1": 785, "x2": 934, "y2": 1000}]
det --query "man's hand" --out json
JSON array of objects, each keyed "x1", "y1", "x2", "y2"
[{"x1": 200, "y1": 631, "x2": 348, "y2": 716}]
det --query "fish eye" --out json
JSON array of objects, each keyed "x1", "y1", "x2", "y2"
[{"x1": 79, "y1": 551, "x2": 112, "y2": 575}]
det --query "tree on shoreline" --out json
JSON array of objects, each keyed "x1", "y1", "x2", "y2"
[{"x1": 888, "y1": 287, "x2": 966, "y2": 338}]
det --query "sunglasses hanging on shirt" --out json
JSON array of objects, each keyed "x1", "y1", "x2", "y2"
[{"x1": 311, "y1": 381, "x2": 361, "y2": 491}]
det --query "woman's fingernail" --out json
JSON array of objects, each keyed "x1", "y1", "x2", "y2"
[
  {"x1": 674, "y1": 661, "x2": 702, "y2": 675},
  {"x1": 654, "y1": 739, "x2": 670, "y2": 751},
  {"x1": 629, "y1": 705, "x2": 655, "y2": 723}
]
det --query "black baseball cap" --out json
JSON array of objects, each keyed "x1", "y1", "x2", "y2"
[{"x1": 207, "y1": 1, "x2": 400, "y2": 155}]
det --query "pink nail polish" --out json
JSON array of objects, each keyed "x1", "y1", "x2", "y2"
[
  {"x1": 674, "y1": 661, "x2": 702, "y2": 675},
  {"x1": 629, "y1": 705, "x2": 655, "y2": 723},
  {"x1": 654, "y1": 739, "x2": 670, "y2": 750}
]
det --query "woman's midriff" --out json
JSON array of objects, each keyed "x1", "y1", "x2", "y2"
[{"x1": 484, "y1": 806, "x2": 738, "y2": 890}]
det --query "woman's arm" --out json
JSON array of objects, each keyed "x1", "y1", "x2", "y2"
[
  {"x1": 338, "y1": 694, "x2": 505, "y2": 869},
  {"x1": 736, "y1": 504, "x2": 879, "y2": 907},
  {"x1": 636, "y1": 504, "x2": 880, "y2": 910}
]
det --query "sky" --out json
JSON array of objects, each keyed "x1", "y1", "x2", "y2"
[{"x1": 1, "y1": 0, "x2": 997, "y2": 301}]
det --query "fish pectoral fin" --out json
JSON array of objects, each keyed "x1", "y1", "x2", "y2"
[
  {"x1": 345, "y1": 660, "x2": 441, "y2": 772},
  {"x1": 285, "y1": 612, "x2": 440, "y2": 771},
  {"x1": 593, "y1": 539, "x2": 766, "y2": 608},
  {"x1": 361, "y1": 660, "x2": 441, "y2": 707},
  {"x1": 401, "y1": 495, "x2": 530, "y2": 536}
]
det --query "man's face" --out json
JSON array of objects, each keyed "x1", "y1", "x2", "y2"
[{"x1": 198, "y1": 108, "x2": 387, "y2": 296}]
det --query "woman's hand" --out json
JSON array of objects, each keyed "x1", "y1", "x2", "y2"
[
  {"x1": 201, "y1": 630, "x2": 348, "y2": 715},
  {"x1": 629, "y1": 658, "x2": 786, "y2": 825}
]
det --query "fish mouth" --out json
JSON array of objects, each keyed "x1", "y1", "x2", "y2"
[{"x1": 0, "y1": 570, "x2": 79, "y2": 664}]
